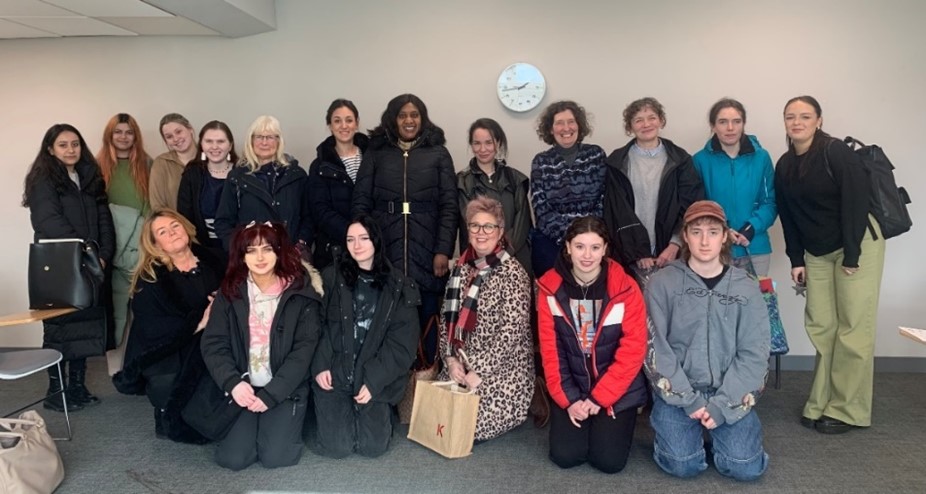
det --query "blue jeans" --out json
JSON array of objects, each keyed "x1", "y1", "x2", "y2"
[{"x1": 650, "y1": 394, "x2": 768, "y2": 481}]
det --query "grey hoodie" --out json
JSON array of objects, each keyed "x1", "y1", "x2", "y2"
[{"x1": 644, "y1": 259, "x2": 769, "y2": 426}]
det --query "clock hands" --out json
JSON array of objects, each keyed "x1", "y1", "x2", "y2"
[{"x1": 501, "y1": 82, "x2": 530, "y2": 91}]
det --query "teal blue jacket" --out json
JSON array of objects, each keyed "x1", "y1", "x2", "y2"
[{"x1": 692, "y1": 135, "x2": 777, "y2": 257}]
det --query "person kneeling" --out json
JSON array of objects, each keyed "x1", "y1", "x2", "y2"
[
  {"x1": 311, "y1": 215, "x2": 419, "y2": 458},
  {"x1": 645, "y1": 200, "x2": 770, "y2": 482},
  {"x1": 537, "y1": 216, "x2": 648, "y2": 474},
  {"x1": 201, "y1": 222, "x2": 323, "y2": 470}
]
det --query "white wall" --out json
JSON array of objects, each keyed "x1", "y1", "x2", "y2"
[{"x1": 2, "y1": 0, "x2": 924, "y2": 357}]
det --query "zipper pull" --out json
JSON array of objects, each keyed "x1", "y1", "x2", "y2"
[
  {"x1": 403, "y1": 151, "x2": 408, "y2": 158},
  {"x1": 291, "y1": 395, "x2": 299, "y2": 416}
]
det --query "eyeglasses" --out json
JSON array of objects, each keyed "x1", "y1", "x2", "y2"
[
  {"x1": 467, "y1": 223, "x2": 500, "y2": 234},
  {"x1": 252, "y1": 134, "x2": 279, "y2": 142}
]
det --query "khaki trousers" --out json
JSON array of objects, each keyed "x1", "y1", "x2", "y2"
[{"x1": 802, "y1": 217, "x2": 885, "y2": 426}]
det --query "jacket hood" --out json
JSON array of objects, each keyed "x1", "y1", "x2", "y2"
[
  {"x1": 702, "y1": 134, "x2": 761, "y2": 155},
  {"x1": 315, "y1": 133, "x2": 370, "y2": 164},
  {"x1": 368, "y1": 126, "x2": 446, "y2": 150}
]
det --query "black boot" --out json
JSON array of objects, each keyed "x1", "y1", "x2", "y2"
[
  {"x1": 43, "y1": 368, "x2": 83, "y2": 413},
  {"x1": 67, "y1": 359, "x2": 101, "y2": 407},
  {"x1": 154, "y1": 408, "x2": 167, "y2": 439}
]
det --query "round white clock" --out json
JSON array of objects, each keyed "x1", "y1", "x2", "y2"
[{"x1": 497, "y1": 62, "x2": 546, "y2": 112}]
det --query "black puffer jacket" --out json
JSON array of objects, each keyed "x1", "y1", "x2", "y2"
[
  {"x1": 200, "y1": 269, "x2": 323, "y2": 409},
  {"x1": 312, "y1": 263, "x2": 420, "y2": 404},
  {"x1": 214, "y1": 157, "x2": 313, "y2": 251},
  {"x1": 603, "y1": 138, "x2": 704, "y2": 266},
  {"x1": 28, "y1": 160, "x2": 116, "y2": 360},
  {"x1": 352, "y1": 130, "x2": 457, "y2": 293},
  {"x1": 307, "y1": 134, "x2": 369, "y2": 268},
  {"x1": 28, "y1": 160, "x2": 115, "y2": 263}
]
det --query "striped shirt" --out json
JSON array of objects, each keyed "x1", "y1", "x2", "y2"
[{"x1": 341, "y1": 152, "x2": 362, "y2": 183}]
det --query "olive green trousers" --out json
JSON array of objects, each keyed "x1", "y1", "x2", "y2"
[{"x1": 802, "y1": 219, "x2": 885, "y2": 426}]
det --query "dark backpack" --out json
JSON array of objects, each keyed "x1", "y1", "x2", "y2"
[{"x1": 824, "y1": 136, "x2": 912, "y2": 239}]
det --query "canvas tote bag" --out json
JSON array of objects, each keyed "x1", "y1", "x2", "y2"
[
  {"x1": 407, "y1": 380, "x2": 480, "y2": 458},
  {"x1": 0, "y1": 410, "x2": 65, "y2": 494}
]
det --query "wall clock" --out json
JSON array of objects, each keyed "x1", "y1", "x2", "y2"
[{"x1": 497, "y1": 62, "x2": 546, "y2": 112}]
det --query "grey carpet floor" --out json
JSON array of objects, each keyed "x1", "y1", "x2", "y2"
[{"x1": 3, "y1": 357, "x2": 925, "y2": 494}]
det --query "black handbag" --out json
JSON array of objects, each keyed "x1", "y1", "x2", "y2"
[
  {"x1": 181, "y1": 373, "x2": 244, "y2": 441},
  {"x1": 28, "y1": 239, "x2": 105, "y2": 310}
]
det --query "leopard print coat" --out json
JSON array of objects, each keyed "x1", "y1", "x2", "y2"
[{"x1": 439, "y1": 255, "x2": 534, "y2": 441}]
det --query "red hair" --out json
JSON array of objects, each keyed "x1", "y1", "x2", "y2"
[
  {"x1": 96, "y1": 113, "x2": 151, "y2": 200},
  {"x1": 220, "y1": 222, "x2": 305, "y2": 300}
]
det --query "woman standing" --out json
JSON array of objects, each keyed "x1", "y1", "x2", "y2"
[
  {"x1": 603, "y1": 97, "x2": 703, "y2": 281},
  {"x1": 312, "y1": 214, "x2": 419, "y2": 458},
  {"x1": 530, "y1": 101, "x2": 607, "y2": 277},
  {"x1": 439, "y1": 197, "x2": 533, "y2": 441},
  {"x1": 177, "y1": 120, "x2": 238, "y2": 254},
  {"x1": 537, "y1": 216, "x2": 647, "y2": 473},
  {"x1": 201, "y1": 222, "x2": 323, "y2": 470},
  {"x1": 96, "y1": 113, "x2": 152, "y2": 345},
  {"x1": 150, "y1": 113, "x2": 197, "y2": 210},
  {"x1": 214, "y1": 116, "x2": 313, "y2": 257},
  {"x1": 307, "y1": 99, "x2": 369, "y2": 268},
  {"x1": 352, "y1": 94, "x2": 457, "y2": 362},
  {"x1": 775, "y1": 96, "x2": 883, "y2": 434},
  {"x1": 112, "y1": 209, "x2": 224, "y2": 442},
  {"x1": 457, "y1": 118, "x2": 532, "y2": 275},
  {"x1": 23, "y1": 124, "x2": 115, "y2": 411},
  {"x1": 692, "y1": 98, "x2": 777, "y2": 276}
]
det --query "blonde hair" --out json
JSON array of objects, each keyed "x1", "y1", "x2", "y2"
[
  {"x1": 241, "y1": 115, "x2": 289, "y2": 172},
  {"x1": 130, "y1": 209, "x2": 199, "y2": 293}
]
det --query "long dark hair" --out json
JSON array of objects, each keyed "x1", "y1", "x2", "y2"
[
  {"x1": 783, "y1": 95, "x2": 831, "y2": 180},
  {"x1": 221, "y1": 222, "x2": 305, "y2": 300},
  {"x1": 338, "y1": 214, "x2": 390, "y2": 289},
  {"x1": 369, "y1": 93, "x2": 444, "y2": 143},
  {"x1": 559, "y1": 216, "x2": 611, "y2": 269},
  {"x1": 22, "y1": 123, "x2": 105, "y2": 207}
]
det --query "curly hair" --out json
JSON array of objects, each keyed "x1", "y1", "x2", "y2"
[
  {"x1": 535, "y1": 100, "x2": 592, "y2": 145},
  {"x1": 369, "y1": 93, "x2": 444, "y2": 144},
  {"x1": 622, "y1": 97, "x2": 666, "y2": 135}
]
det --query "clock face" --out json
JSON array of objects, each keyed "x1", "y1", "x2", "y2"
[{"x1": 497, "y1": 63, "x2": 546, "y2": 112}]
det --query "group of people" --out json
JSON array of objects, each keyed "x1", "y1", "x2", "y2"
[{"x1": 22, "y1": 92, "x2": 884, "y2": 479}]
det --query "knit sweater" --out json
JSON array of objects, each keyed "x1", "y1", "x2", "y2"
[{"x1": 530, "y1": 143, "x2": 607, "y2": 243}]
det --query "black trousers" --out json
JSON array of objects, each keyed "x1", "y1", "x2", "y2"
[
  {"x1": 549, "y1": 404, "x2": 637, "y2": 474},
  {"x1": 215, "y1": 386, "x2": 309, "y2": 471},
  {"x1": 312, "y1": 384, "x2": 394, "y2": 458}
]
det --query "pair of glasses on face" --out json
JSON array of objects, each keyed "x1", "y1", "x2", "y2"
[
  {"x1": 252, "y1": 134, "x2": 279, "y2": 142},
  {"x1": 468, "y1": 223, "x2": 500, "y2": 234}
]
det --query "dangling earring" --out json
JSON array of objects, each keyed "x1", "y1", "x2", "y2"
[
  {"x1": 226, "y1": 153, "x2": 232, "y2": 162},
  {"x1": 200, "y1": 151, "x2": 206, "y2": 161}
]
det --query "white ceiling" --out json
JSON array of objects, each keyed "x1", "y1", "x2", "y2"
[{"x1": 0, "y1": 0, "x2": 276, "y2": 39}]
